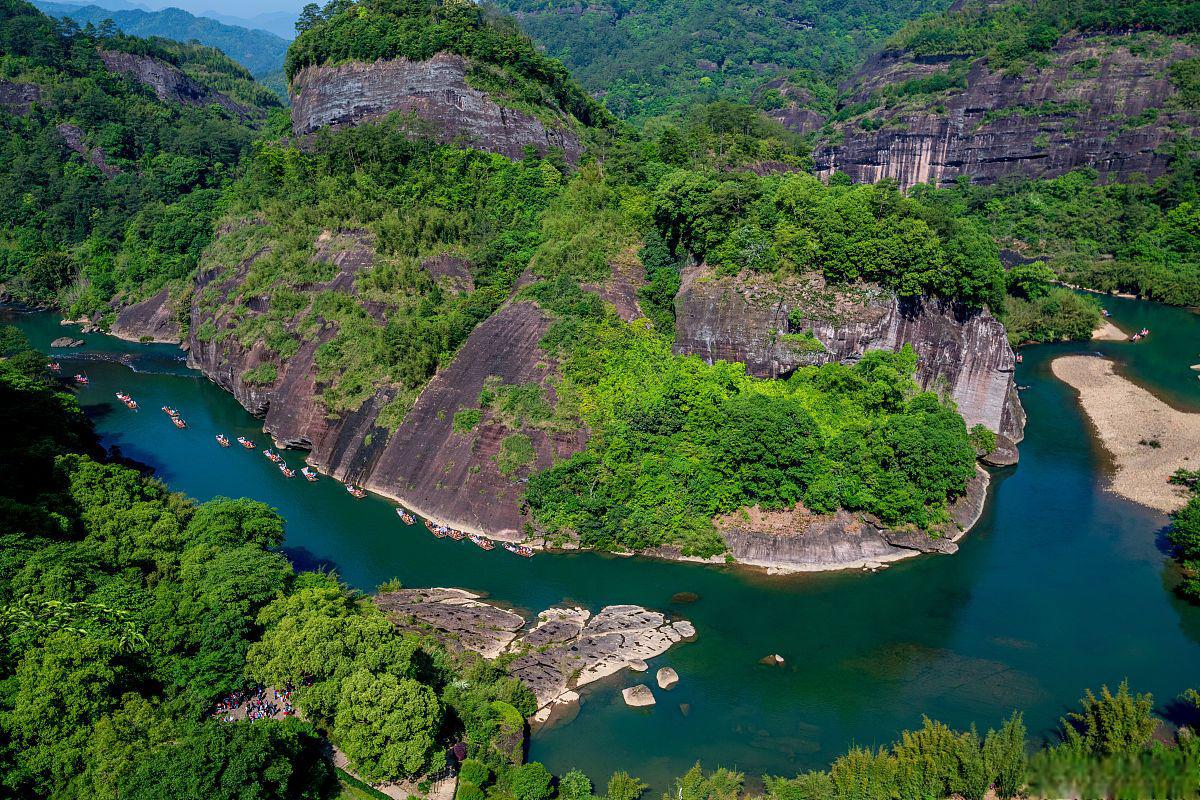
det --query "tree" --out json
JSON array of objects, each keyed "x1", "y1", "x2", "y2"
[
  {"x1": 332, "y1": 669, "x2": 442, "y2": 780},
  {"x1": 1005, "y1": 261, "x2": 1056, "y2": 299},
  {"x1": 510, "y1": 762, "x2": 554, "y2": 800},
  {"x1": 557, "y1": 769, "x2": 593, "y2": 800},
  {"x1": 605, "y1": 771, "x2": 648, "y2": 800},
  {"x1": 124, "y1": 719, "x2": 334, "y2": 800},
  {"x1": 1057, "y1": 681, "x2": 1157, "y2": 757}
]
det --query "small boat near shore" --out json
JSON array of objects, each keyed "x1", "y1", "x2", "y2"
[
  {"x1": 47, "y1": 362, "x2": 60, "y2": 372},
  {"x1": 161, "y1": 405, "x2": 179, "y2": 417},
  {"x1": 503, "y1": 542, "x2": 534, "y2": 558},
  {"x1": 172, "y1": 417, "x2": 187, "y2": 429},
  {"x1": 264, "y1": 450, "x2": 282, "y2": 463},
  {"x1": 216, "y1": 434, "x2": 230, "y2": 447},
  {"x1": 424, "y1": 518, "x2": 447, "y2": 538},
  {"x1": 447, "y1": 528, "x2": 465, "y2": 541},
  {"x1": 237, "y1": 436, "x2": 255, "y2": 449},
  {"x1": 469, "y1": 534, "x2": 495, "y2": 551},
  {"x1": 394, "y1": 508, "x2": 415, "y2": 524},
  {"x1": 301, "y1": 467, "x2": 318, "y2": 482},
  {"x1": 74, "y1": 373, "x2": 88, "y2": 385},
  {"x1": 345, "y1": 484, "x2": 366, "y2": 499},
  {"x1": 279, "y1": 464, "x2": 295, "y2": 478}
]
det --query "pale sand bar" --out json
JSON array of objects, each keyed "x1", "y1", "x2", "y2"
[
  {"x1": 1091, "y1": 319, "x2": 1128, "y2": 341},
  {"x1": 1051, "y1": 355, "x2": 1199, "y2": 512}
]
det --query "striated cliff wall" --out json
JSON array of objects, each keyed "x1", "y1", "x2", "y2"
[
  {"x1": 788, "y1": 33, "x2": 1199, "y2": 189},
  {"x1": 673, "y1": 265, "x2": 1024, "y2": 465},
  {"x1": 290, "y1": 53, "x2": 582, "y2": 163},
  {"x1": 98, "y1": 49, "x2": 253, "y2": 117}
]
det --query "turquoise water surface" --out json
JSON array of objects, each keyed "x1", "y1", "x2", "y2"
[{"x1": 7, "y1": 297, "x2": 1200, "y2": 788}]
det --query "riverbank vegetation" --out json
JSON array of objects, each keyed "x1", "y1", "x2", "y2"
[
  {"x1": 0, "y1": 0, "x2": 278, "y2": 314},
  {"x1": 4, "y1": 330, "x2": 1200, "y2": 799},
  {"x1": 1168, "y1": 469, "x2": 1200, "y2": 603},
  {"x1": 914, "y1": 164, "x2": 1200, "y2": 308}
]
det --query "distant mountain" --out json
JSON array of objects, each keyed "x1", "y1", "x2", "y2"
[
  {"x1": 33, "y1": 2, "x2": 288, "y2": 77},
  {"x1": 201, "y1": 8, "x2": 295, "y2": 39}
]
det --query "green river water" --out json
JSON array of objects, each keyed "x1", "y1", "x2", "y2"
[{"x1": 6, "y1": 295, "x2": 1200, "y2": 789}]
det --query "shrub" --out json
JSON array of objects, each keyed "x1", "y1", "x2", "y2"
[
  {"x1": 454, "y1": 408, "x2": 483, "y2": 434},
  {"x1": 241, "y1": 364, "x2": 278, "y2": 386}
]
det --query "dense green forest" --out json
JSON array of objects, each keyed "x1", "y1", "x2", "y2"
[
  {"x1": 888, "y1": 0, "x2": 1200, "y2": 69},
  {"x1": 490, "y1": 0, "x2": 952, "y2": 121},
  {"x1": 2, "y1": 329, "x2": 1199, "y2": 798},
  {"x1": 912, "y1": 165, "x2": 1200, "y2": 308},
  {"x1": 32, "y1": 2, "x2": 290, "y2": 82},
  {"x1": 0, "y1": 324, "x2": 534, "y2": 799},
  {"x1": 0, "y1": 0, "x2": 279, "y2": 315}
]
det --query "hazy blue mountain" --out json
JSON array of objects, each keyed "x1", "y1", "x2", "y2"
[
  {"x1": 200, "y1": 8, "x2": 295, "y2": 39},
  {"x1": 33, "y1": 2, "x2": 289, "y2": 76}
]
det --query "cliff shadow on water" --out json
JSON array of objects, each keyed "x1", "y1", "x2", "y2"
[{"x1": 6, "y1": 299, "x2": 1200, "y2": 791}]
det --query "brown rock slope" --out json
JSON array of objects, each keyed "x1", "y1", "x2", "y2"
[
  {"x1": 99, "y1": 49, "x2": 253, "y2": 117},
  {"x1": 788, "y1": 32, "x2": 1199, "y2": 189},
  {"x1": 673, "y1": 265, "x2": 1025, "y2": 463},
  {"x1": 290, "y1": 53, "x2": 582, "y2": 162},
  {"x1": 365, "y1": 298, "x2": 585, "y2": 540}
]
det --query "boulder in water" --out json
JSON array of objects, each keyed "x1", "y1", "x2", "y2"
[
  {"x1": 50, "y1": 337, "x2": 83, "y2": 348},
  {"x1": 760, "y1": 653, "x2": 785, "y2": 666},
  {"x1": 657, "y1": 667, "x2": 679, "y2": 689},
  {"x1": 628, "y1": 659, "x2": 648, "y2": 672},
  {"x1": 622, "y1": 685, "x2": 655, "y2": 707}
]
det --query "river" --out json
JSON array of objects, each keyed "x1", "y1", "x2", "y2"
[{"x1": 6, "y1": 295, "x2": 1200, "y2": 789}]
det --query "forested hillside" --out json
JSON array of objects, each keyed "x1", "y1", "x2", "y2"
[
  {"x1": 32, "y1": 2, "x2": 290, "y2": 80},
  {"x1": 0, "y1": 0, "x2": 280, "y2": 315},
  {"x1": 491, "y1": 0, "x2": 951, "y2": 120}
]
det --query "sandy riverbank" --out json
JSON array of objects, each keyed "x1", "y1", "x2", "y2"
[
  {"x1": 1051, "y1": 355, "x2": 1199, "y2": 513},
  {"x1": 1091, "y1": 319, "x2": 1128, "y2": 341}
]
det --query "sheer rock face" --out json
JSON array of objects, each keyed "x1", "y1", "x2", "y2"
[
  {"x1": 363, "y1": 297, "x2": 586, "y2": 541},
  {"x1": 181, "y1": 226, "x2": 585, "y2": 539},
  {"x1": 792, "y1": 34, "x2": 1199, "y2": 189},
  {"x1": 290, "y1": 53, "x2": 582, "y2": 163},
  {"x1": 377, "y1": 591, "x2": 694, "y2": 710},
  {"x1": 672, "y1": 265, "x2": 1024, "y2": 457},
  {"x1": 185, "y1": 229, "x2": 390, "y2": 477},
  {"x1": 98, "y1": 49, "x2": 252, "y2": 117},
  {"x1": 0, "y1": 79, "x2": 40, "y2": 115},
  {"x1": 111, "y1": 287, "x2": 181, "y2": 343}
]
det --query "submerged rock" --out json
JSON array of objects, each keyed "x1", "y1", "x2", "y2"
[{"x1": 622, "y1": 685, "x2": 656, "y2": 707}]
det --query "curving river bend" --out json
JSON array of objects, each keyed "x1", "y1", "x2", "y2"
[{"x1": 7, "y1": 295, "x2": 1200, "y2": 789}]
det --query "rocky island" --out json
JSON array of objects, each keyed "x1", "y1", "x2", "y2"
[{"x1": 375, "y1": 588, "x2": 694, "y2": 719}]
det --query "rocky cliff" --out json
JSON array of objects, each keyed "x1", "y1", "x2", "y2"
[
  {"x1": 673, "y1": 265, "x2": 1024, "y2": 465},
  {"x1": 0, "y1": 79, "x2": 39, "y2": 116},
  {"x1": 290, "y1": 53, "x2": 583, "y2": 162},
  {"x1": 98, "y1": 49, "x2": 253, "y2": 117},
  {"x1": 779, "y1": 32, "x2": 1199, "y2": 189}
]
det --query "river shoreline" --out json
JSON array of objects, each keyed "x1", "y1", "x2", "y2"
[
  {"x1": 40, "y1": 311, "x2": 1003, "y2": 576},
  {"x1": 1051, "y1": 355, "x2": 1199, "y2": 512}
]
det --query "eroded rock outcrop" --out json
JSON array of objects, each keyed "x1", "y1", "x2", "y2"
[
  {"x1": 673, "y1": 265, "x2": 1024, "y2": 460},
  {"x1": 110, "y1": 287, "x2": 182, "y2": 343},
  {"x1": 290, "y1": 53, "x2": 582, "y2": 162},
  {"x1": 715, "y1": 467, "x2": 990, "y2": 572},
  {"x1": 798, "y1": 33, "x2": 1199, "y2": 189},
  {"x1": 0, "y1": 79, "x2": 40, "y2": 116},
  {"x1": 376, "y1": 590, "x2": 693, "y2": 711},
  {"x1": 99, "y1": 49, "x2": 252, "y2": 117},
  {"x1": 55, "y1": 124, "x2": 121, "y2": 178}
]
